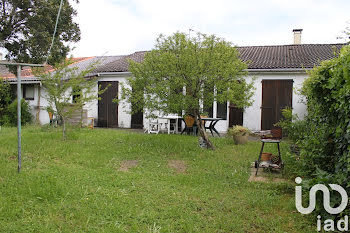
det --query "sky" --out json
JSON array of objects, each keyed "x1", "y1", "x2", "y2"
[{"x1": 68, "y1": 0, "x2": 350, "y2": 57}]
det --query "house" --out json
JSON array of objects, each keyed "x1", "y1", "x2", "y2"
[
  {"x1": 0, "y1": 56, "x2": 124, "y2": 125},
  {"x1": 0, "y1": 30, "x2": 346, "y2": 132}
]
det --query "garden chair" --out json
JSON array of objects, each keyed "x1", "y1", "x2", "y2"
[
  {"x1": 148, "y1": 118, "x2": 161, "y2": 134},
  {"x1": 181, "y1": 115, "x2": 196, "y2": 135},
  {"x1": 48, "y1": 111, "x2": 58, "y2": 127}
]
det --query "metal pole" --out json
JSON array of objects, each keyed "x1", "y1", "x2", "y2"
[
  {"x1": 0, "y1": 61, "x2": 43, "y2": 173},
  {"x1": 17, "y1": 65, "x2": 22, "y2": 173}
]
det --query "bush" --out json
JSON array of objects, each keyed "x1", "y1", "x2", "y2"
[
  {"x1": 284, "y1": 45, "x2": 350, "y2": 219},
  {"x1": 1, "y1": 99, "x2": 32, "y2": 126},
  {"x1": 275, "y1": 108, "x2": 308, "y2": 144},
  {"x1": 0, "y1": 80, "x2": 13, "y2": 125},
  {"x1": 227, "y1": 125, "x2": 251, "y2": 136}
]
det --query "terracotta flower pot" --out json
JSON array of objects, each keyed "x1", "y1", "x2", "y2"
[{"x1": 233, "y1": 133, "x2": 249, "y2": 144}]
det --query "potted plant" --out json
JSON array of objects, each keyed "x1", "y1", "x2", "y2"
[{"x1": 228, "y1": 125, "x2": 251, "y2": 144}]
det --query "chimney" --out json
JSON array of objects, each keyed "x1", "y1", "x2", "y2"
[{"x1": 293, "y1": 29, "x2": 303, "y2": 44}]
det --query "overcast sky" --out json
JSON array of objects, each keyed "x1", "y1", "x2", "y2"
[{"x1": 70, "y1": 0, "x2": 349, "y2": 57}]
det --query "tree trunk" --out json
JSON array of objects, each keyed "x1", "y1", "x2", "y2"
[
  {"x1": 80, "y1": 107, "x2": 83, "y2": 128},
  {"x1": 62, "y1": 118, "x2": 66, "y2": 140},
  {"x1": 194, "y1": 113, "x2": 215, "y2": 150}
]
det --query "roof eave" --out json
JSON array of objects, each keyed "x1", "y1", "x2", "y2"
[
  {"x1": 246, "y1": 68, "x2": 310, "y2": 74},
  {"x1": 6, "y1": 78, "x2": 42, "y2": 84},
  {"x1": 94, "y1": 71, "x2": 132, "y2": 77}
]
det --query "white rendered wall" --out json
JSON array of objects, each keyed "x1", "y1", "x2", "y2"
[
  {"x1": 24, "y1": 72, "x2": 308, "y2": 132},
  {"x1": 20, "y1": 76, "x2": 131, "y2": 127},
  {"x1": 84, "y1": 75, "x2": 132, "y2": 128},
  {"x1": 21, "y1": 84, "x2": 50, "y2": 125},
  {"x1": 243, "y1": 72, "x2": 308, "y2": 131}
]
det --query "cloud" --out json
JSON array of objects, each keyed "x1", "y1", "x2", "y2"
[{"x1": 70, "y1": 0, "x2": 350, "y2": 57}]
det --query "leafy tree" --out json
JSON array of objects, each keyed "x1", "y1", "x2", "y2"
[
  {"x1": 40, "y1": 59, "x2": 105, "y2": 139},
  {"x1": 0, "y1": 0, "x2": 80, "y2": 65},
  {"x1": 122, "y1": 32, "x2": 254, "y2": 149}
]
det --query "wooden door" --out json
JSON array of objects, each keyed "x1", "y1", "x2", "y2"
[
  {"x1": 98, "y1": 81, "x2": 118, "y2": 128},
  {"x1": 261, "y1": 80, "x2": 293, "y2": 130},
  {"x1": 229, "y1": 104, "x2": 243, "y2": 127}
]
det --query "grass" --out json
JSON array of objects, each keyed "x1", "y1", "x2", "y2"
[{"x1": 0, "y1": 126, "x2": 314, "y2": 232}]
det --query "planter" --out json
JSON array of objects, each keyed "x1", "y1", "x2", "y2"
[
  {"x1": 261, "y1": 153, "x2": 272, "y2": 161},
  {"x1": 233, "y1": 133, "x2": 249, "y2": 145}
]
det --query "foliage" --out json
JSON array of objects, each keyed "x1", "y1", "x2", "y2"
[
  {"x1": 122, "y1": 32, "x2": 254, "y2": 149},
  {"x1": 275, "y1": 108, "x2": 308, "y2": 144},
  {"x1": 1, "y1": 98, "x2": 32, "y2": 126},
  {"x1": 0, "y1": 80, "x2": 13, "y2": 121},
  {"x1": 284, "y1": 45, "x2": 350, "y2": 219},
  {"x1": 0, "y1": 126, "x2": 314, "y2": 232},
  {"x1": 227, "y1": 125, "x2": 251, "y2": 136},
  {"x1": 0, "y1": 0, "x2": 80, "y2": 66},
  {"x1": 337, "y1": 22, "x2": 350, "y2": 43},
  {"x1": 40, "y1": 59, "x2": 103, "y2": 139}
]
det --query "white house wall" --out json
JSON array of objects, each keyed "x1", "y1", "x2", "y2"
[
  {"x1": 22, "y1": 84, "x2": 51, "y2": 125},
  {"x1": 243, "y1": 72, "x2": 308, "y2": 131},
  {"x1": 84, "y1": 75, "x2": 132, "y2": 128},
  {"x1": 195, "y1": 72, "x2": 308, "y2": 133},
  {"x1": 22, "y1": 72, "x2": 308, "y2": 132}
]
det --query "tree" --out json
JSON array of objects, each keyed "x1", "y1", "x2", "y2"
[
  {"x1": 122, "y1": 32, "x2": 254, "y2": 149},
  {"x1": 0, "y1": 0, "x2": 80, "y2": 65},
  {"x1": 337, "y1": 22, "x2": 350, "y2": 43},
  {"x1": 40, "y1": 59, "x2": 105, "y2": 139}
]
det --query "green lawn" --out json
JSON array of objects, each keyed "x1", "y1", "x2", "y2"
[{"x1": 0, "y1": 126, "x2": 314, "y2": 232}]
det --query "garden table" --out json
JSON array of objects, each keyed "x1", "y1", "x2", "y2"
[{"x1": 202, "y1": 118, "x2": 224, "y2": 137}]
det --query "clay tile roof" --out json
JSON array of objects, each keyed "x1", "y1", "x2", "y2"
[
  {"x1": 1, "y1": 43, "x2": 346, "y2": 79},
  {"x1": 94, "y1": 44, "x2": 346, "y2": 73},
  {"x1": 0, "y1": 56, "x2": 123, "y2": 80},
  {"x1": 93, "y1": 51, "x2": 146, "y2": 73},
  {"x1": 237, "y1": 43, "x2": 345, "y2": 69}
]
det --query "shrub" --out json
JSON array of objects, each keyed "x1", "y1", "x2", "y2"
[
  {"x1": 227, "y1": 125, "x2": 251, "y2": 136},
  {"x1": 285, "y1": 45, "x2": 350, "y2": 219},
  {"x1": 0, "y1": 80, "x2": 13, "y2": 125},
  {"x1": 275, "y1": 108, "x2": 308, "y2": 144},
  {"x1": 2, "y1": 99, "x2": 32, "y2": 126}
]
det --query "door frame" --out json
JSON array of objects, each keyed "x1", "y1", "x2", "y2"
[
  {"x1": 261, "y1": 79, "x2": 293, "y2": 130},
  {"x1": 97, "y1": 81, "x2": 119, "y2": 128}
]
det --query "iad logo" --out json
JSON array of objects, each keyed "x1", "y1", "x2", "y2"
[
  {"x1": 295, "y1": 177, "x2": 348, "y2": 214},
  {"x1": 295, "y1": 177, "x2": 349, "y2": 232}
]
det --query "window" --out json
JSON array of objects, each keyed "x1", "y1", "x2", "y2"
[
  {"x1": 203, "y1": 84, "x2": 214, "y2": 117},
  {"x1": 72, "y1": 87, "x2": 81, "y2": 103},
  {"x1": 204, "y1": 104, "x2": 213, "y2": 117},
  {"x1": 217, "y1": 102, "x2": 227, "y2": 119},
  {"x1": 23, "y1": 85, "x2": 35, "y2": 100}
]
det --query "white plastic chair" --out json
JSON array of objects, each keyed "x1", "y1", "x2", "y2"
[{"x1": 148, "y1": 119, "x2": 161, "y2": 134}]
